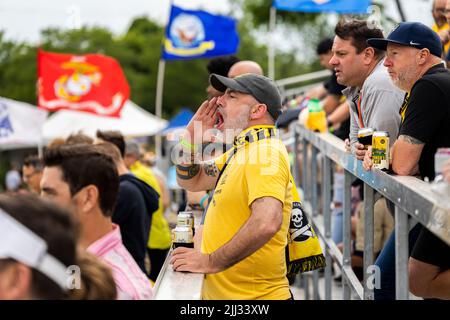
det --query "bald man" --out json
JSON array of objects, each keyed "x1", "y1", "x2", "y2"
[{"x1": 228, "y1": 60, "x2": 263, "y2": 78}]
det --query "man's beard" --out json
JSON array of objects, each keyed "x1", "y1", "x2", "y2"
[
  {"x1": 221, "y1": 108, "x2": 251, "y2": 144},
  {"x1": 391, "y1": 69, "x2": 416, "y2": 91}
]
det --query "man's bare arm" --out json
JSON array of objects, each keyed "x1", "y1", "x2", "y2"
[
  {"x1": 391, "y1": 135, "x2": 424, "y2": 176},
  {"x1": 409, "y1": 257, "x2": 450, "y2": 300},
  {"x1": 171, "y1": 196, "x2": 284, "y2": 273},
  {"x1": 327, "y1": 101, "x2": 349, "y2": 125},
  {"x1": 176, "y1": 159, "x2": 220, "y2": 192},
  {"x1": 210, "y1": 196, "x2": 283, "y2": 270},
  {"x1": 321, "y1": 94, "x2": 341, "y2": 115}
]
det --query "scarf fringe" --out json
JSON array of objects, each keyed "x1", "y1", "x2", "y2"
[{"x1": 287, "y1": 253, "x2": 327, "y2": 277}]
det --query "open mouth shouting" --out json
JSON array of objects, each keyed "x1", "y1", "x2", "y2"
[{"x1": 215, "y1": 110, "x2": 225, "y2": 131}]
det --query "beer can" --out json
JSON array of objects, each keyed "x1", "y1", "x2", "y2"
[
  {"x1": 172, "y1": 226, "x2": 194, "y2": 249},
  {"x1": 357, "y1": 128, "x2": 374, "y2": 149},
  {"x1": 177, "y1": 211, "x2": 195, "y2": 231},
  {"x1": 434, "y1": 148, "x2": 450, "y2": 176},
  {"x1": 372, "y1": 131, "x2": 390, "y2": 171}
]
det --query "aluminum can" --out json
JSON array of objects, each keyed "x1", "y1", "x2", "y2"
[
  {"x1": 357, "y1": 128, "x2": 374, "y2": 149},
  {"x1": 177, "y1": 211, "x2": 195, "y2": 234},
  {"x1": 372, "y1": 131, "x2": 390, "y2": 171},
  {"x1": 435, "y1": 148, "x2": 450, "y2": 177},
  {"x1": 172, "y1": 226, "x2": 194, "y2": 249}
]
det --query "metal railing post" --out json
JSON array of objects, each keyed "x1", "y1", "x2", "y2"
[
  {"x1": 311, "y1": 145, "x2": 320, "y2": 299},
  {"x1": 302, "y1": 138, "x2": 309, "y2": 202},
  {"x1": 311, "y1": 146, "x2": 319, "y2": 217},
  {"x1": 303, "y1": 273, "x2": 310, "y2": 300},
  {"x1": 342, "y1": 170, "x2": 352, "y2": 300},
  {"x1": 323, "y1": 156, "x2": 332, "y2": 300},
  {"x1": 293, "y1": 129, "x2": 300, "y2": 187},
  {"x1": 395, "y1": 205, "x2": 410, "y2": 300},
  {"x1": 363, "y1": 184, "x2": 375, "y2": 300}
]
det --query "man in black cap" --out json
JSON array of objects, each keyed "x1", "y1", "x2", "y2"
[
  {"x1": 364, "y1": 22, "x2": 450, "y2": 300},
  {"x1": 171, "y1": 74, "x2": 294, "y2": 300}
]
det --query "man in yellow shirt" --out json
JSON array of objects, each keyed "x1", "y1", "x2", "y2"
[
  {"x1": 124, "y1": 141, "x2": 172, "y2": 282},
  {"x1": 171, "y1": 73, "x2": 292, "y2": 300},
  {"x1": 431, "y1": 0, "x2": 450, "y2": 56}
]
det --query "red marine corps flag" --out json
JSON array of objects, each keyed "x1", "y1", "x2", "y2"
[{"x1": 38, "y1": 50, "x2": 130, "y2": 117}]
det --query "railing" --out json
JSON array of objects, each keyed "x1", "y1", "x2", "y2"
[
  {"x1": 153, "y1": 248, "x2": 204, "y2": 300},
  {"x1": 154, "y1": 70, "x2": 450, "y2": 300},
  {"x1": 276, "y1": 69, "x2": 330, "y2": 100},
  {"x1": 293, "y1": 124, "x2": 450, "y2": 300},
  {"x1": 153, "y1": 209, "x2": 205, "y2": 300}
]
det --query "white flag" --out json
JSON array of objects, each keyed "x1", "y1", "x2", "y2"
[{"x1": 0, "y1": 97, "x2": 48, "y2": 150}]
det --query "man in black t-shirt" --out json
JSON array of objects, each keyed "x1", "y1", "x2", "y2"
[
  {"x1": 367, "y1": 22, "x2": 450, "y2": 178},
  {"x1": 366, "y1": 22, "x2": 450, "y2": 299}
]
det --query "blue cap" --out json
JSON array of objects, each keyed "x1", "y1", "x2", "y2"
[{"x1": 367, "y1": 22, "x2": 442, "y2": 57}]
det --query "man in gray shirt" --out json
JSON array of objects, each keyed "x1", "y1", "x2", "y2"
[
  {"x1": 330, "y1": 19, "x2": 404, "y2": 159},
  {"x1": 327, "y1": 19, "x2": 404, "y2": 284}
]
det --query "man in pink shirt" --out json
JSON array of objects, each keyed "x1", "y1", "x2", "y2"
[{"x1": 40, "y1": 143, "x2": 153, "y2": 300}]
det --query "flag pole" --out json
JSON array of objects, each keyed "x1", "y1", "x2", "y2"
[
  {"x1": 268, "y1": 6, "x2": 277, "y2": 80},
  {"x1": 155, "y1": 58, "x2": 165, "y2": 161},
  {"x1": 155, "y1": 0, "x2": 173, "y2": 162}
]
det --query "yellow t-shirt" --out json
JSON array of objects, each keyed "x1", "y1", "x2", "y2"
[
  {"x1": 432, "y1": 23, "x2": 450, "y2": 55},
  {"x1": 201, "y1": 126, "x2": 292, "y2": 300},
  {"x1": 130, "y1": 161, "x2": 172, "y2": 250}
]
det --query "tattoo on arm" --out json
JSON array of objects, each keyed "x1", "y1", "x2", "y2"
[
  {"x1": 176, "y1": 164, "x2": 200, "y2": 180},
  {"x1": 398, "y1": 135, "x2": 424, "y2": 145},
  {"x1": 203, "y1": 162, "x2": 219, "y2": 177}
]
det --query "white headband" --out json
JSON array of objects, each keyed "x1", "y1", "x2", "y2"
[{"x1": 0, "y1": 208, "x2": 69, "y2": 290}]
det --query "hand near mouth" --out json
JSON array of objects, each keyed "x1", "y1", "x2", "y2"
[{"x1": 185, "y1": 97, "x2": 219, "y2": 144}]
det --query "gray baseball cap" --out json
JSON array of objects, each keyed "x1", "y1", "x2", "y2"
[{"x1": 209, "y1": 73, "x2": 282, "y2": 120}]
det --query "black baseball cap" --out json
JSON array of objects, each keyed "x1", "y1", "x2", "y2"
[
  {"x1": 209, "y1": 73, "x2": 282, "y2": 120},
  {"x1": 367, "y1": 22, "x2": 442, "y2": 57}
]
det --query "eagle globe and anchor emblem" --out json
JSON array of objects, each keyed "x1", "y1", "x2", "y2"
[
  {"x1": 165, "y1": 13, "x2": 215, "y2": 56},
  {"x1": 54, "y1": 57, "x2": 102, "y2": 102}
]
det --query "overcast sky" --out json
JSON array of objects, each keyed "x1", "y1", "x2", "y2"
[
  {"x1": 0, "y1": 0, "x2": 434, "y2": 44},
  {"x1": 0, "y1": 0, "x2": 231, "y2": 43}
]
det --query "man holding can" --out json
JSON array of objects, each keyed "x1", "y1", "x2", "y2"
[
  {"x1": 364, "y1": 21, "x2": 450, "y2": 300},
  {"x1": 171, "y1": 73, "x2": 293, "y2": 300},
  {"x1": 328, "y1": 19, "x2": 403, "y2": 280},
  {"x1": 329, "y1": 19, "x2": 404, "y2": 159}
]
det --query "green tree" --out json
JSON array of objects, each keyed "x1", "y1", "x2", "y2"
[
  {"x1": 0, "y1": 32, "x2": 37, "y2": 104},
  {"x1": 0, "y1": 14, "x2": 310, "y2": 119}
]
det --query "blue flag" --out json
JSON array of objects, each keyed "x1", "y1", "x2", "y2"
[
  {"x1": 273, "y1": 0, "x2": 371, "y2": 14},
  {"x1": 162, "y1": 5, "x2": 240, "y2": 60}
]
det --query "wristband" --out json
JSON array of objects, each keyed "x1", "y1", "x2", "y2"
[
  {"x1": 199, "y1": 193, "x2": 210, "y2": 210},
  {"x1": 179, "y1": 137, "x2": 199, "y2": 152}
]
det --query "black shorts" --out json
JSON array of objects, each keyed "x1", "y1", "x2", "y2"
[{"x1": 411, "y1": 228, "x2": 450, "y2": 269}]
